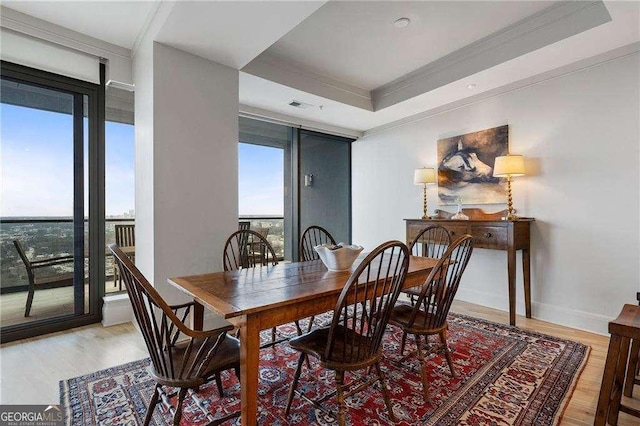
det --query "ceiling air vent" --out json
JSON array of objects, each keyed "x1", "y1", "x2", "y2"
[{"x1": 288, "y1": 100, "x2": 314, "y2": 109}]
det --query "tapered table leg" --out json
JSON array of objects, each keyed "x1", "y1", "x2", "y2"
[
  {"x1": 240, "y1": 314, "x2": 260, "y2": 425},
  {"x1": 507, "y1": 247, "x2": 517, "y2": 326},
  {"x1": 523, "y1": 248, "x2": 531, "y2": 319}
]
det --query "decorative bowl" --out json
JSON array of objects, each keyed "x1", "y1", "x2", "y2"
[{"x1": 314, "y1": 243, "x2": 364, "y2": 271}]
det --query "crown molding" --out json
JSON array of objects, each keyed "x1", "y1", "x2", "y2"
[
  {"x1": 364, "y1": 42, "x2": 639, "y2": 138},
  {"x1": 371, "y1": 1, "x2": 612, "y2": 110},
  {"x1": 240, "y1": 104, "x2": 363, "y2": 139},
  {"x1": 0, "y1": 6, "x2": 131, "y2": 60},
  {"x1": 1, "y1": 5, "x2": 134, "y2": 84},
  {"x1": 242, "y1": 52, "x2": 373, "y2": 112}
]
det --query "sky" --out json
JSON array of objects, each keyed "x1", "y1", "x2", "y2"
[
  {"x1": 238, "y1": 143, "x2": 284, "y2": 216},
  {"x1": 1, "y1": 103, "x2": 282, "y2": 218},
  {"x1": 1, "y1": 103, "x2": 135, "y2": 217}
]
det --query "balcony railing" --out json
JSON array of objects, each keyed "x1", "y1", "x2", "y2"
[
  {"x1": 239, "y1": 216, "x2": 284, "y2": 260},
  {"x1": 0, "y1": 217, "x2": 133, "y2": 294},
  {"x1": 1, "y1": 216, "x2": 285, "y2": 295}
]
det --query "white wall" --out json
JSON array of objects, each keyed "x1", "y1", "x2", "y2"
[
  {"x1": 352, "y1": 53, "x2": 640, "y2": 334},
  {"x1": 132, "y1": 41, "x2": 238, "y2": 301},
  {"x1": 152, "y1": 42, "x2": 238, "y2": 300}
]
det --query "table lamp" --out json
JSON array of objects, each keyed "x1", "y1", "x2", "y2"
[
  {"x1": 493, "y1": 155, "x2": 525, "y2": 220},
  {"x1": 414, "y1": 167, "x2": 436, "y2": 219}
]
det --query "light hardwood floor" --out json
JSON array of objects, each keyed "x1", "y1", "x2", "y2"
[{"x1": 0, "y1": 300, "x2": 638, "y2": 424}]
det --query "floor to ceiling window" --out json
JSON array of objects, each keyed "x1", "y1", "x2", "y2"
[
  {"x1": 238, "y1": 117, "x2": 353, "y2": 261},
  {"x1": 0, "y1": 61, "x2": 103, "y2": 342},
  {"x1": 104, "y1": 86, "x2": 135, "y2": 294},
  {"x1": 238, "y1": 117, "x2": 288, "y2": 259}
]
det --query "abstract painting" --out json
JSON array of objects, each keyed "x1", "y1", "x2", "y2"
[{"x1": 437, "y1": 125, "x2": 508, "y2": 205}]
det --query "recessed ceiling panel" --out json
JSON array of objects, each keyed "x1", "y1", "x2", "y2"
[{"x1": 261, "y1": 1, "x2": 557, "y2": 91}]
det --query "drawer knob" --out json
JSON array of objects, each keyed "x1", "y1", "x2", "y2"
[
  {"x1": 484, "y1": 232, "x2": 492, "y2": 238},
  {"x1": 450, "y1": 231, "x2": 455, "y2": 236}
]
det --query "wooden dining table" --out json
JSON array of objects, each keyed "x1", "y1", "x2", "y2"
[{"x1": 167, "y1": 255, "x2": 439, "y2": 425}]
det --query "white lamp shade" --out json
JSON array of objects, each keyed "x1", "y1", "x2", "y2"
[
  {"x1": 414, "y1": 168, "x2": 436, "y2": 185},
  {"x1": 493, "y1": 155, "x2": 525, "y2": 177}
]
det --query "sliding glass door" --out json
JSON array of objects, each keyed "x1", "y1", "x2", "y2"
[
  {"x1": 0, "y1": 61, "x2": 103, "y2": 342},
  {"x1": 238, "y1": 117, "x2": 352, "y2": 261},
  {"x1": 299, "y1": 130, "x2": 352, "y2": 245}
]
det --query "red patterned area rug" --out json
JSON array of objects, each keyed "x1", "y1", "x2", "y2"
[{"x1": 60, "y1": 311, "x2": 589, "y2": 425}]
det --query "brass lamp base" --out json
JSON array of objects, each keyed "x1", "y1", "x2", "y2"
[
  {"x1": 421, "y1": 184, "x2": 430, "y2": 219},
  {"x1": 504, "y1": 176, "x2": 518, "y2": 221}
]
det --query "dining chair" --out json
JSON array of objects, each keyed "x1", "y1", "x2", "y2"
[
  {"x1": 222, "y1": 229, "x2": 286, "y2": 345},
  {"x1": 298, "y1": 225, "x2": 338, "y2": 332},
  {"x1": 389, "y1": 234, "x2": 474, "y2": 402},
  {"x1": 109, "y1": 244, "x2": 240, "y2": 426},
  {"x1": 299, "y1": 225, "x2": 337, "y2": 261},
  {"x1": 223, "y1": 229, "x2": 277, "y2": 271},
  {"x1": 13, "y1": 239, "x2": 74, "y2": 317},
  {"x1": 285, "y1": 240, "x2": 410, "y2": 426},
  {"x1": 113, "y1": 224, "x2": 135, "y2": 291},
  {"x1": 399, "y1": 225, "x2": 451, "y2": 353}
]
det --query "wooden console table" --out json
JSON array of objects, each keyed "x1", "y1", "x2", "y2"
[{"x1": 405, "y1": 208, "x2": 534, "y2": 326}]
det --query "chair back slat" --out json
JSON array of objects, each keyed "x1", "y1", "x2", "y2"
[
  {"x1": 325, "y1": 241, "x2": 409, "y2": 363},
  {"x1": 409, "y1": 235, "x2": 474, "y2": 330},
  {"x1": 409, "y1": 225, "x2": 451, "y2": 258},
  {"x1": 300, "y1": 225, "x2": 337, "y2": 261},
  {"x1": 115, "y1": 224, "x2": 135, "y2": 247},
  {"x1": 238, "y1": 221, "x2": 250, "y2": 231},
  {"x1": 109, "y1": 244, "x2": 226, "y2": 384},
  {"x1": 223, "y1": 230, "x2": 278, "y2": 271}
]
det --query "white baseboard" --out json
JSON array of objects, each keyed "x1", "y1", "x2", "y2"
[
  {"x1": 102, "y1": 293, "x2": 133, "y2": 327},
  {"x1": 456, "y1": 288, "x2": 610, "y2": 336}
]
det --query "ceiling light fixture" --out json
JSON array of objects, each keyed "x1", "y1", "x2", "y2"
[
  {"x1": 394, "y1": 17, "x2": 411, "y2": 28},
  {"x1": 467, "y1": 83, "x2": 477, "y2": 89}
]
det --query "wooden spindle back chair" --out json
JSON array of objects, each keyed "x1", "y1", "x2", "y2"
[
  {"x1": 223, "y1": 229, "x2": 284, "y2": 344},
  {"x1": 285, "y1": 240, "x2": 410, "y2": 426},
  {"x1": 222, "y1": 229, "x2": 277, "y2": 271},
  {"x1": 109, "y1": 244, "x2": 240, "y2": 426},
  {"x1": 389, "y1": 234, "x2": 474, "y2": 402},
  {"x1": 409, "y1": 225, "x2": 451, "y2": 258},
  {"x1": 113, "y1": 224, "x2": 135, "y2": 290},
  {"x1": 299, "y1": 225, "x2": 337, "y2": 261}
]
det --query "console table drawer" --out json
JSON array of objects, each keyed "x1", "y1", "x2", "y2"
[
  {"x1": 470, "y1": 225, "x2": 507, "y2": 249},
  {"x1": 439, "y1": 224, "x2": 469, "y2": 240}
]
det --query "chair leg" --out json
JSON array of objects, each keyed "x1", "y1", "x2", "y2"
[
  {"x1": 173, "y1": 387, "x2": 188, "y2": 426},
  {"x1": 307, "y1": 315, "x2": 315, "y2": 332},
  {"x1": 214, "y1": 372, "x2": 224, "y2": 397},
  {"x1": 375, "y1": 362, "x2": 397, "y2": 422},
  {"x1": 24, "y1": 287, "x2": 35, "y2": 317},
  {"x1": 624, "y1": 338, "x2": 640, "y2": 397},
  {"x1": 415, "y1": 334, "x2": 430, "y2": 403},
  {"x1": 294, "y1": 320, "x2": 303, "y2": 335},
  {"x1": 143, "y1": 384, "x2": 161, "y2": 426},
  {"x1": 400, "y1": 331, "x2": 408, "y2": 356},
  {"x1": 285, "y1": 353, "x2": 306, "y2": 415},
  {"x1": 335, "y1": 370, "x2": 347, "y2": 426},
  {"x1": 440, "y1": 329, "x2": 456, "y2": 377},
  {"x1": 271, "y1": 326, "x2": 277, "y2": 343}
]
